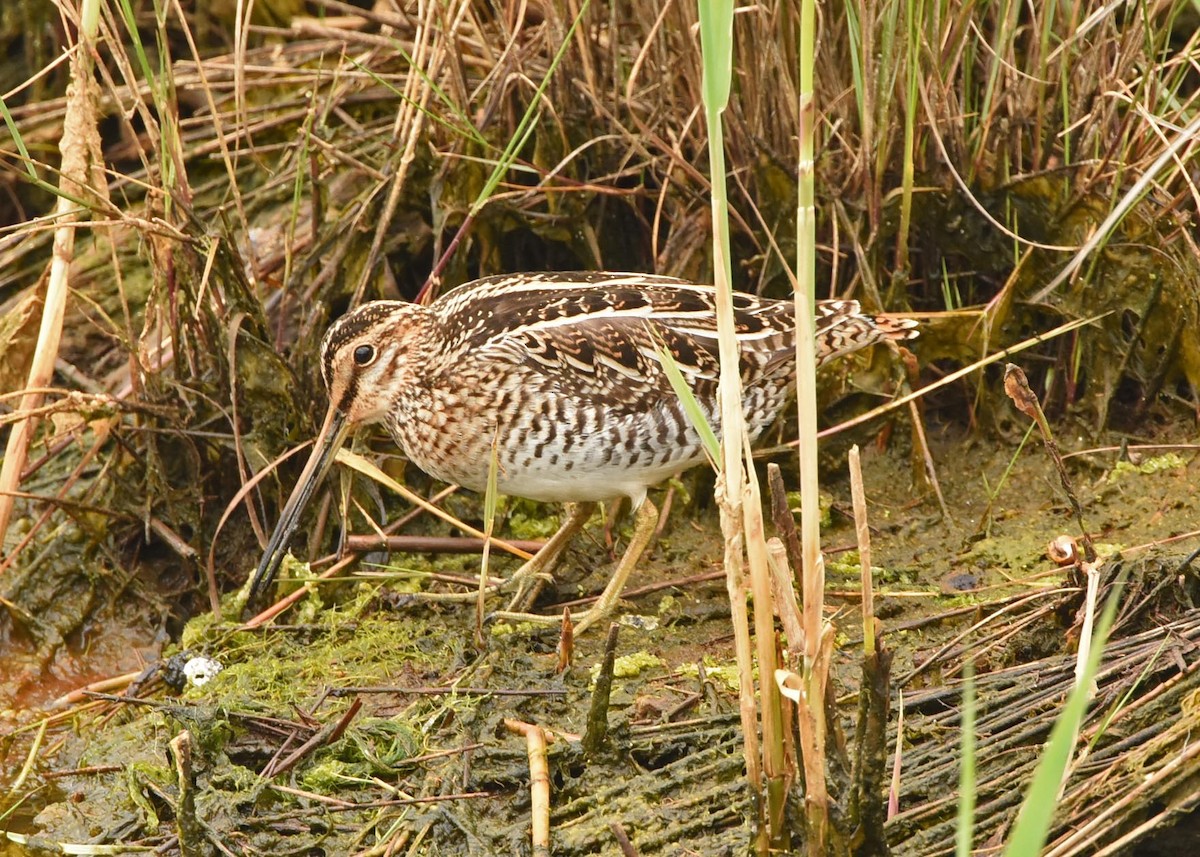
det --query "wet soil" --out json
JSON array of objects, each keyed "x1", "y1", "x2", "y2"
[{"x1": 2, "y1": 421, "x2": 1198, "y2": 855}]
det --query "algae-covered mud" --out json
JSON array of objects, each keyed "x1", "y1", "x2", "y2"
[{"x1": 3, "y1": 429, "x2": 1198, "y2": 854}]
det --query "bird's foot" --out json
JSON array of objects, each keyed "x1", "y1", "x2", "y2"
[
  {"x1": 488, "y1": 603, "x2": 614, "y2": 637},
  {"x1": 489, "y1": 499, "x2": 660, "y2": 637},
  {"x1": 406, "y1": 503, "x2": 594, "y2": 606}
]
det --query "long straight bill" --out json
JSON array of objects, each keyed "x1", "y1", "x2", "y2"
[{"x1": 248, "y1": 405, "x2": 350, "y2": 602}]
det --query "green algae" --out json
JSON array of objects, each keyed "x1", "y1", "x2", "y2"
[
  {"x1": 505, "y1": 499, "x2": 566, "y2": 540},
  {"x1": 589, "y1": 652, "x2": 665, "y2": 684},
  {"x1": 9, "y1": 432, "x2": 1200, "y2": 854},
  {"x1": 1108, "y1": 452, "x2": 1187, "y2": 479},
  {"x1": 678, "y1": 657, "x2": 747, "y2": 693}
]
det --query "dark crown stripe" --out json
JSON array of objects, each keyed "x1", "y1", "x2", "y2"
[{"x1": 321, "y1": 305, "x2": 397, "y2": 382}]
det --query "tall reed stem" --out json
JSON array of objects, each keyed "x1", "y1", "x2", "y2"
[
  {"x1": 697, "y1": 0, "x2": 786, "y2": 848},
  {"x1": 795, "y1": 0, "x2": 831, "y2": 849}
]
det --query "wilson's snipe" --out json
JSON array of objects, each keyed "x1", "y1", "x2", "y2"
[{"x1": 249, "y1": 271, "x2": 916, "y2": 632}]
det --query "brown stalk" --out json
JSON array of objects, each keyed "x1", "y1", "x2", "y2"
[
  {"x1": 902, "y1": 350, "x2": 950, "y2": 521},
  {"x1": 1003, "y1": 363, "x2": 1096, "y2": 563},
  {"x1": 50, "y1": 671, "x2": 141, "y2": 709},
  {"x1": 555, "y1": 608, "x2": 574, "y2": 673},
  {"x1": 888, "y1": 690, "x2": 904, "y2": 820},
  {"x1": 504, "y1": 719, "x2": 552, "y2": 856},
  {"x1": 1002, "y1": 362, "x2": 1105, "y2": 686},
  {"x1": 848, "y1": 446, "x2": 875, "y2": 656},
  {"x1": 767, "y1": 464, "x2": 803, "y2": 587},
  {"x1": 609, "y1": 822, "x2": 640, "y2": 857},
  {"x1": 846, "y1": 444, "x2": 892, "y2": 850},
  {"x1": 344, "y1": 535, "x2": 547, "y2": 554},
  {"x1": 582, "y1": 624, "x2": 620, "y2": 755},
  {"x1": 262, "y1": 697, "x2": 362, "y2": 778}
]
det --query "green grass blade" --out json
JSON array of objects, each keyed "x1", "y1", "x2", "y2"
[
  {"x1": 468, "y1": 0, "x2": 592, "y2": 217},
  {"x1": 351, "y1": 54, "x2": 488, "y2": 148},
  {"x1": 956, "y1": 662, "x2": 977, "y2": 857},
  {"x1": 697, "y1": 0, "x2": 735, "y2": 114},
  {"x1": 656, "y1": 344, "x2": 720, "y2": 466},
  {"x1": 1002, "y1": 579, "x2": 1122, "y2": 855},
  {"x1": 0, "y1": 94, "x2": 37, "y2": 182}
]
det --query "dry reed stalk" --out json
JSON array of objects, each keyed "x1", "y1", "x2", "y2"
[
  {"x1": 50, "y1": 670, "x2": 141, "y2": 709},
  {"x1": 504, "y1": 719, "x2": 552, "y2": 857},
  {"x1": 351, "y1": 0, "x2": 458, "y2": 306},
  {"x1": 766, "y1": 555, "x2": 804, "y2": 648},
  {"x1": 888, "y1": 689, "x2": 904, "y2": 820},
  {"x1": 846, "y1": 443, "x2": 893, "y2": 850},
  {"x1": 908, "y1": 399, "x2": 949, "y2": 505},
  {"x1": 8, "y1": 717, "x2": 47, "y2": 793},
  {"x1": 0, "y1": 0, "x2": 106, "y2": 555},
  {"x1": 554, "y1": 608, "x2": 574, "y2": 673},
  {"x1": 696, "y1": 0, "x2": 774, "y2": 845},
  {"x1": 717, "y1": 482, "x2": 762, "y2": 801},
  {"x1": 794, "y1": 0, "x2": 831, "y2": 849},
  {"x1": 848, "y1": 445, "x2": 874, "y2": 655},
  {"x1": 743, "y1": 468, "x2": 787, "y2": 837}
]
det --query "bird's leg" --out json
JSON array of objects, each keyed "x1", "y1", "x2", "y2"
[
  {"x1": 502, "y1": 501, "x2": 596, "y2": 610},
  {"x1": 572, "y1": 498, "x2": 659, "y2": 634},
  {"x1": 493, "y1": 497, "x2": 660, "y2": 635},
  {"x1": 410, "y1": 502, "x2": 594, "y2": 605}
]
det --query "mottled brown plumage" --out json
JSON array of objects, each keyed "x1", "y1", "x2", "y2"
[{"x1": 249, "y1": 271, "x2": 917, "y2": 628}]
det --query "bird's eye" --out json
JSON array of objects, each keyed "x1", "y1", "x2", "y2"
[{"x1": 353, "y1": 344, "x2": 375, "y2": 366}]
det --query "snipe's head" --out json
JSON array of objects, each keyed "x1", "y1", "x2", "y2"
[
  {"x1": 247, "y1": 300, "x2": 434, "y2": 608},
  {"x1": 319, "y1": 301, "x2": 435, "y2": 428}
]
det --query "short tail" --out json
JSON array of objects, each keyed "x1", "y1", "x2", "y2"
[
  {"x1": 815, "y1": 301, "x2": 918, "y2": 365},
  {"x1": 869, "y1": 314, "x2": 919, "y2": 342}
]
